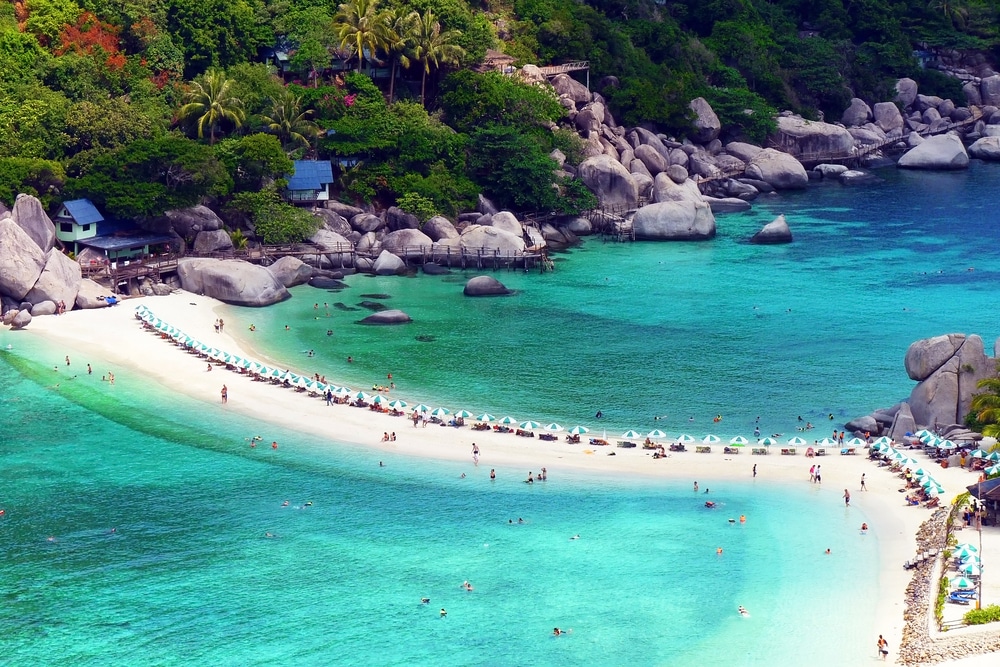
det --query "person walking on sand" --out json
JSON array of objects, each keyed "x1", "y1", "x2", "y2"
[
  {"x1": 87, "y1": 363, "x2": 92, "y2": 375},
  {"x1": 753, "y1": 464, "x2": 757, "y2": 478},
  {"x1": 843, "y1": 489, "x2": 850, "y2": 507},
  {"x1": 860, "y1": 473, "x2": 867, "y2": 491},
  {"x1": 221, "y1": 385, "x2": 228, "y2": 404},
  {"x1": 809, "y1": 464, "x2": 815, "y2": 482},
  {"x1": 877, "y1": 635, "x2": 888, "y2": 660}
]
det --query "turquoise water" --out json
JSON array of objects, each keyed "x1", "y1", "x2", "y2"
[
  {"x1": 3, "y1": 163, "x2": 999, "y2": 665},
  {"x1": 237, "y1": 163, "x2": 1000, "y2": 440}
]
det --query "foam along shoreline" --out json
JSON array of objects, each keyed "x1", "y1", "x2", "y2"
[{"x1": 15, "y1": 291, "x2": 999, "y2": 665}]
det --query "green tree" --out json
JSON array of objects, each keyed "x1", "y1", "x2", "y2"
[
  {"x1": 0, "y1": 157, "x2": 66, "y2": 208},
  {"x1": 280, "y1": 7, "x2": 338, "y2": 86},
  {"x1": 165, "y1": 0, "x2": 271, "y2": 76},
  {"x1": 384, "y1": 7, "x2": 414, "y2": 103},
  {"x1": 67, "y1": 135, "x2": 232, "y2": 218},
  {"x1": 439, "y1": 70, "x2": 563, "y2": 134},
  {"x1": 214, "y1": 133, "x2": 293, "y2": 191},
  {"x1": 407, "y1": 8, "x2": 465, "y2": 107},
  {"x1": 466, "y1": 124, "x2": 562, "y2": 212},
  {"x1": 971, "y1": 374, "x2": 1000, "y2": 438},
  {"x1": 62, "y1": 97, "x2": 157, "y2": 155},
  {"x1": 0, "y1": 24, "x2": 50, "y2": 88},
  {"x1": 177, "y1": 69, "x2": 246, "y2": 144},
  {"x1": 228, "y1": 190, "x2": 320, "y2": 243},
  {"x1": 0, "y1": 84, "x2": 71, "y2": 159},
  {"x1": 262, "y1": 93, "x2": 320, "y2": 150},
  {"x1": 334, "y1": 0, "x2": 391, "y2": 73},
  {"x1": 24, "y1": 0, "x2": 82, "y2": 45}
]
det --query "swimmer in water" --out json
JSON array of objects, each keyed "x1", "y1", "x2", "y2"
[
  {"x1": 421, "y1": 598, "x2": 430, "y2": 604},
  {"x1": 571, "y1": 534, "x2": 580, "y2": 540},
  {"x1": 282, "y1": 500, "x2": 289, "y2": 507},
  {"x1": 265, "y1": 532, "x2": 275, "y2": 538},
  {"x1": 463, "y1": 581, "x2": 473, "y2": 591},
  {"x1": 304, "y1": 501, "x2": 313, "y2": 507},
  {"x1": 825, "y1": 548, "x2": 831, "y2": 555},
  {"x1": 717, "y1": 547, "x2": 723, "y2": 555},
  {"x1": 440, "y1": 608, "x2": 447, "y2": 617},
  {"x1": 738, "y1": 606, "x2": 748, "y2": 616},
  {"x1": 553, "y1": 628, "x2": 563, "y2": 636}
]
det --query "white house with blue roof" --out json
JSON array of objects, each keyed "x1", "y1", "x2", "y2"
[
  {"x1": 285, "y1": 160, "x2": 335, "y2": 205},
  {"x1": 55, "y1": 199, "x2": 104, "y2": 252}
]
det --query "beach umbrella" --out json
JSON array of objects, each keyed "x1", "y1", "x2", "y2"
[
  {"x1": 915, "y1": 429, "x2": 932, "y2": 438},
  {"x1": 546, "y1": 423, "x2": 564, "y2": 432},
  {"x1": 987, "y1": 452, "x2": 1000, "y2": 462},
  {"x1": 702, "y1": 434, "x2": 721, "y2": 444},
  {"x1": 890, "y1": 450, "x2": 906, "y2": 461},
  {"x1": 818, "y1": 437, "x2": 838, "y2": 447},
  {"x1": 939, "y1": 440, "x2": 957, "y2": 449},
  {"x1": 335, "y1": 387, "x2": 352, "y2": 397},
  {"x1": 900, "y1": 458, "x2": 921, "y2": 470},
  {"x1": 477, "y1": 413, "x2": 495, "y2": 423},
  {"x1": 919, "y1": 432, "x2": 937, "y2": 443},
  {"x1": 730, "y1": 436, "x2": 749, "y2": 446},
  {"x1": 388, "y1": 399, "x2": 408, "y2": 410},
  {"x1": 520, "y1": 420, "x2": 541, "y2": 430},
  {"x1": 950, "y1": 576, "x2": 975, "y2": 589},
  {"x1": 353, "y1": 391, "x2": 371, "y2": 401},
  {"x1": 623, "y1": 430, "x2": 642, "y2": 439},
  {"x1": 371, "y1": 395, "x2": 390, "y2": 405},
  {"x1": 873, "y1": 436, "x2": 893, "y2": 446},
  {"x1": 911, "y1": 467, "x2": 930, "y2": 478},
  {"x1": 498, "y1": 416, "x2": 518, "y2": 425},
  {"x1": 413, "y1": 404, "x2": 431, "y2": 413},
  {"x1": 648, "y1": 429, "x2": 668, "y2": 439},
  {"x1": 985, "y1": 464, "x2": 1000, "y2": 476},
  {"x1": 846, "y1": 437, "x2": 866, "y2": 446},
  {"x1": 970, "y1": 449, "x2": 987, "y2": 459},
  {"x1": 959, "y1": 554, "x2": 981, "y2": 565},
  {"x1": 295, "y1": 376, "x2": 311, "y2": 390},
  {"x1": 454, "y1": 410, "x2": 473, "y2": 419},
  {"x1": 787, "y1": 436, "x2": 808, "y2": 446},
  {"x1": 568, "y1": 425, "x2": 589, "y2": 435},
  {"x1": 959, "y1": 563, "x2": 983, "y2": 576},
  {"x1": 431, "y1": 408, "x2": 451, "y2": 418},
  {"x1": 925, "y1": 487, "x2": 943, "y2": 498},
  {"x1": 676, "y1": 434, "x2": 695, "y2": 443},
  {"x1": 954, "y1": 543, "x2": 978, "y2": 553},
  {"x1": 240, "y1": 358, "x2": 254, "y2": 370},
  {"x1": 759, "y1": 437, "x2": 778, "y2": 446}
]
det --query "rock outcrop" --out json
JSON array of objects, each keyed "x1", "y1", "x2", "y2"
[
  {"x1": 457, "y1": 225, "x2": 526, "y2": 256},
  {"x1": 23, "y1": 249, "x2": 82, "y2": 305},
  {"x1": 750, "y1": 214, "x2": 792, "y2": 244},
  {"x1": 464, "y1": 275, "x2": 512, "y2": 297},
  {"x1": 632, "y1": 201, "x2": 716, "y2": 240},
  {"x1": 165, "y1": 205, "x2": 224, "y2": 237},
  {"x1": 266, "y1": 256, "x2": 313, "y2": 287},
  {"x1": 359, "y1": 309, "x2": 412, "y2": 325},
  {"x1": 176, "y1": 258, "x2": 290, "y2": 307},
  {"x1": 0, "y1": 216, "x2": 47, "y2": 300},
  {"x1": 841, "y1": 98, "x2": 872, "y2": 127},
  {"x1": 968, "y1": 136, "x2": 1000, "y2": 161},
  {"x1": 75, "y1": 278, "x2": 111, "y2": 309},
  {"x1": 897, "y1": 133, "x2": 969, "y2": 170},
  {"x1": 372, "y1": 250, "x2": 406, "y2": 276},
  {"x1": 905, "y1": 334, "x2": 992, "y2": 427},
  {"x1": 11, "y1": 194, "x2": 56, "y2": 252},
  {"x1": 192, "y1": 229, "x2": 234, "y2": 254},
  {"x1": 771, "y1": 116, "x2": 854, "y2": 159},
  {"x1": 689, "y1": 97, "x2": 721, "y2": 143},
  {"x1": 747, "y1": 149, "x2": 809, "y2": 189},
  {"x1": 578, "y1": 155, "x2": 639, "y2": 208}
]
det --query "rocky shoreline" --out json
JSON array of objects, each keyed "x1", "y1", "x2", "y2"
[{"x1": 899, "y1": 511, "x2": 1000, "y2": 666}]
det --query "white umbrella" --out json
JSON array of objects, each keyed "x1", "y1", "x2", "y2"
[
  {"x1": 371, "y1": 395, "x2": 390, "y2": 405},
  {"x1": 545, "y1": 423, "x2": 564, "y2": 432},
  {"x1": 353, "y1": 391, "x2": 371, "y2": 401},
  {"x1": 622, "y1": 430, "x2": 642, "y2": 439},
  {"x1": 950, "y1": 576, "x2": 975, "y2": 589},
  {"x1": 872, "y1": 436, "x2": 893, "y2": 446},
  {"x1": 959, "y1": 554, "x2": 982, "y2": 565},
  {"x1": 938, "y1": 440, "x2": 957, "y2": 449},
  {"x1": 294, "y1": 376, "x2": 310, "y2": 389},
  {"x1": 335, "y1": 387, "x2": 352, "y2": 397},
  {"x1": 954, "y1": 543, "x2": 978, "y2": 553},
  {"x1": 477, "y1": 413, "x2": 495, "y2": 422},
  {"x1": 787, "y1": 436, "x2": 808, "y2": 446},
  {"x1": 454, "y1": 410, "x2": 473, "y2": 419},
  {"x1": 970, "y1": 449, "x2": 988, "y2": 459},
  {"x1": 759, "y1": 437, "x2": 778, "y2": 446},
  {"x1": 985, "y1": 463, "x2": 1000, "y2": 476},
  {"x1": 648, "y1": 429, "x2": 668, "y2": 439},
  {"x1": 702, "y1": 434, "x2": 721, "y2": 444},
  {"x1": 676, "y1": 434, "x2": 695, "y2": 443},
  {"x1": 413, "y1": 404, "x2": 431, "y2": 413},
  {"x1": 818, "y1": 437, "x2": 838, "y2": 447},
  {"x1": 846, "y1": 437, "x2": 866, "y2": 446},
  {"x1": 959, "y1": 563, "x2": 983, "y2": 576},
  {"x1": 900, "y1": 458, "x2": 921, "y2": 470},
  {"x1": 729, "y1": 436, "x2": 749, "y2": 445},
  {"x1": 388, "y1": 399, "x2": 408, "y2": 410},
  {"x1": 431, "y1": 407, "x2": 451, "y2": 418},
  {"x1": 498, "y1": 416, "x2": 518, "y2": 425},
  {"x1": 520, "y1": 420, "x2": 541, "y2": 430},
  {"x1": 568, "y1": 425, "x2": 589, "y2": 435}
]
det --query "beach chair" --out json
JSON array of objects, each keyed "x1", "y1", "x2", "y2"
[
  {"x1": 847, "y1": 448, "x2": 857, "y2": 455},
  {"x1": 787, "y1": 447, "x2": 797, "y2": 455},
  {"x1": 816, "y1": 448, "x2": 826, "y2": 456},
  {"x1": 724, "y1": 446, "x2": 741, "y2": 454},
  {"x1": 696, "y1": 446, "x2": 711, "y2": 453},
  {"x1": 840, "y1": 448, "x2": 849, "y2": 455},
  {"x1": 781, "y1": 448, "x2": 790, "y2": 455}
]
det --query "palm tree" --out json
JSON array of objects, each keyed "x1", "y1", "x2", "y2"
[
  {"x1": 385, "y1": 8, "x2": 415, "y2": 103},
  {"x1": 263, "y1": 94, "x2": 321, "y2": 150},
  {"x1": 971, "y1": 374, "x2": 1000, "y2": 438},
  {"x1": 929, "y1": 0, "x2": 969, "y2": 29},
  {"x1": 177, "y1": 69, "x2": 245, "y2": 144},
  {"x1": 407, "y1": 9, "x2": 465, "y2": 107},
  {"x1": 334, "y1": 0, "x2": 391, "y2": 74}
]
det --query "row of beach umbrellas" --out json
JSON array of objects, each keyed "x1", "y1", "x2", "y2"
[{"x1": 952, "y1": 542, "x2": 984, "y2": 578}]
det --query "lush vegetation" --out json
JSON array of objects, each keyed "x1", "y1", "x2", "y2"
[
  {"x1": 968, "y1": 370, "x2": 1000, "y2": 438},
  {"x1": 965, "y1": 604, "x2": 1000, "y2": 624},
  {"x1": 3, "y1": 0, "x2": 1000, "y2": 236}
]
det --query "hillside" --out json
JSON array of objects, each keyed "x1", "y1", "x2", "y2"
[{"x1": 1, "y1": 0, "x2": 998, "y2": 226}]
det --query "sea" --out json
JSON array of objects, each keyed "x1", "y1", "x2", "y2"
[{"x1": 2, "y1": 162, "x2": 998, "y2": 665}]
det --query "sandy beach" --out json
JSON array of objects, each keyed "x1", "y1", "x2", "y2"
[{"x1": 17, "y1": 291, "x2": 1000, "y2": 665}]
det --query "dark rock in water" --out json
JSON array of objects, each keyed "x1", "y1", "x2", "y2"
[
  {"x1": 464, "y1": 275, "x2": 512, "y2": 297},
  {"x1": 359, "y1": 293, "x2": 392, "y2": 299},
  {"x1": 334, "y1": 302, "x2": 359, "y2": 311},
  {"x1": 422, "y1": 262, "x2": 451, "y2": 275},
  {"x1": 415, "y1": 334, "x2": 436, "y2": 342},
  {"x1": 359, "y1": 309, "x2": 412, "y2": 325},
  {"x1": 359, "y1": 300, "x2": 387, "y2": 312},
  {"x1": 309, "y1": 277, "x2": 348, "y2": 289},
  {"x1": 750, "y1": 214, "x2": 793, "y2": 245}
]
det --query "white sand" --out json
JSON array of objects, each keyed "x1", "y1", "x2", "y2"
[{"x1": 22, "y1": 291, "x2": 1000, "y2": 664}]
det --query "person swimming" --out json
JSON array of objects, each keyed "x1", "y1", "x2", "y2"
[
  {"x1": 738, "y1": 606, "x2": 749, "y2": 616},
  {"x1": 571, "y1": 534, "x2": 580, "y2": 540},
  {"x1": 440, "y1": 608, "x2": 447, "y2": 617},
  {"x1": 421, "y1": 598, "x2": 430, "y2": 604}
]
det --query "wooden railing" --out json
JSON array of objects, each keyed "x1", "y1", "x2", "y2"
[{"x1": 537, "y1": 61, "x2": 590, "y2": 76}]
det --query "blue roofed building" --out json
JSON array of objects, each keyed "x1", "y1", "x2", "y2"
[
  {"x1": 55, "y1": 199, "x2": 104, "y2": 253},
  {"x1": 284, "y1": 160, "x2": 335, "y2": 205}
]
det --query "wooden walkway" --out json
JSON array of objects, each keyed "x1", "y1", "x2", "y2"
[{"x1": 588, "y1": 204, "x2": 636, "y2": 242}]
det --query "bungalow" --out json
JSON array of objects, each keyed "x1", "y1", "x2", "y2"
[
  {"x1": 284, "y1": 160, "x2": 335, "y2": 205},
  {"x1": 54, "y1": 198, "x2": 103, "y2": 254}
]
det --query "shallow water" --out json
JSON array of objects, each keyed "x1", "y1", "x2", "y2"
[{"x1": 4, "y1": 163, "x2": 999, "y2": 665}]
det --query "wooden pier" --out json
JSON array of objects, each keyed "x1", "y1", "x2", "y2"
[{"x1": 588, "y1": 204, "x2": 636, "y2": 242}]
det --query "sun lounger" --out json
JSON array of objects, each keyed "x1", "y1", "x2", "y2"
[
  {"x1": 565, "y1": 434, "x2": 580, "y2": 444},
  {"x1": 816, "y1": 448, "x2": 826, "y2": 456},
  {"x1": 617, "y1": 441, "x2": 637, "y2": 448},
  {"x1": 696, "y1": 446, "x2": 712, "y2": 453},
  {"x1": 669, "y1": 443, "x2": 687, "y2": 452},
  {"x1": 589, "y1": 438, "x2": 609, "y2": 446},
  {"x1": 724, "y1": 446, "x2": 741, "y2": 454},
  {"x1": 751, "y1": 447, "x2": 768, "y2": 455},
  {"x1": 840, "y1": 447, "x2": 856, "y2": 455},
  {"x1": 947, "y1": 593, "x2": 971, "y2": 605},
  {"x1": 781, "y1": 448, "x2": 796, "y2": 455}
]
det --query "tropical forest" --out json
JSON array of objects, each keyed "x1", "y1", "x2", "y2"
[{"x1": 3, "y1": 0, "x2": 1000, "y2": 235}]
